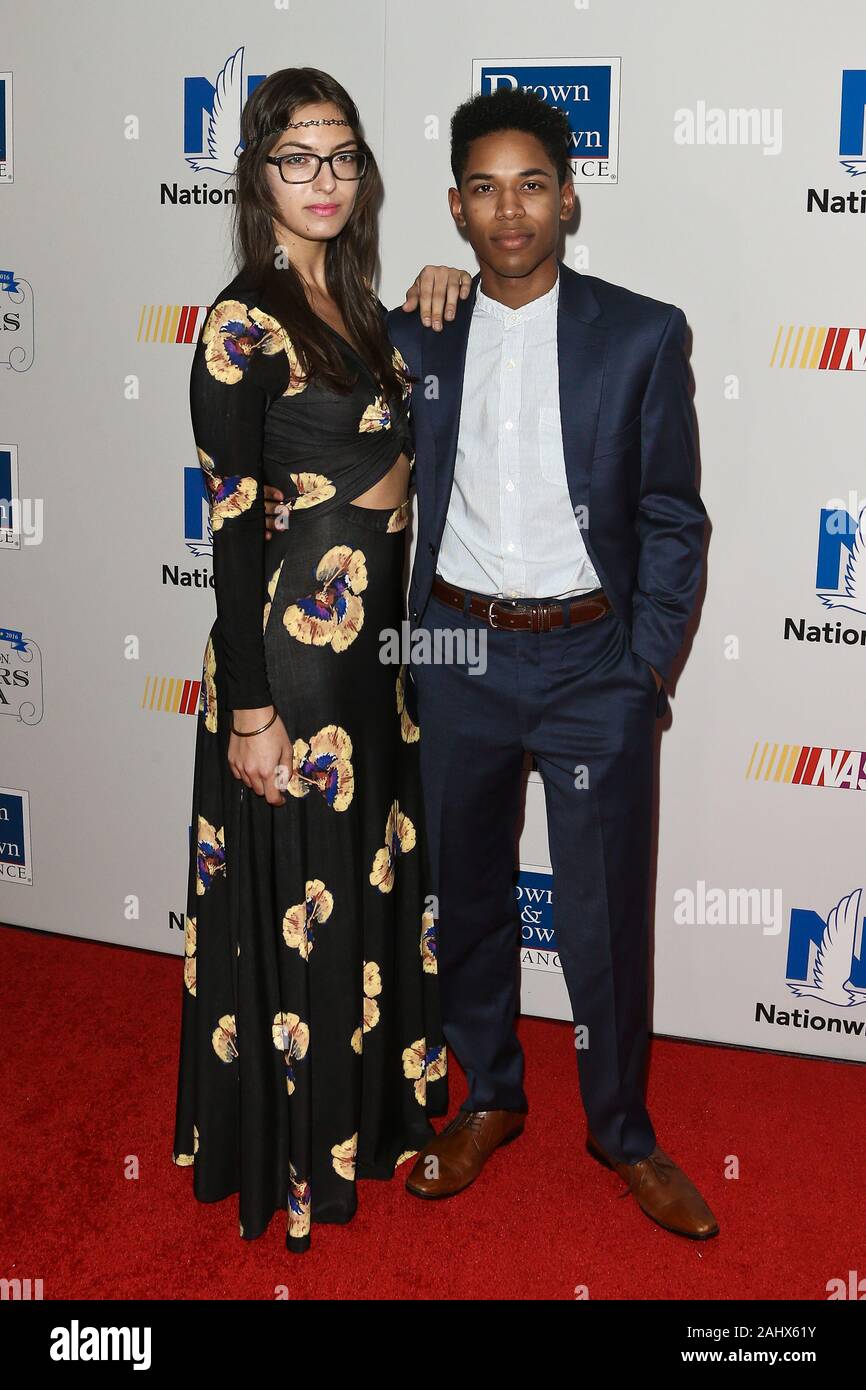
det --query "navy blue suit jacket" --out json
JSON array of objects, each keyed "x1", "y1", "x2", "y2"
[{"x1": 387, "y1": 259, "x2": 707, "y2": 717}]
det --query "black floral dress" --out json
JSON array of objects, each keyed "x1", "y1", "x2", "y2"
[{"x1": 171, "y1": 272, "x2": 447, "y2": 1252}]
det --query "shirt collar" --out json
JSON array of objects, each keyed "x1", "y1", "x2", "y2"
[{"x1": 475, "y1": 265, "x2": 560, "y2": 325}]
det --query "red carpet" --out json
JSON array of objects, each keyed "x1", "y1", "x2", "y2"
[{"x1": 0, "y1": 922, "x2": 860, "y2": 1301}]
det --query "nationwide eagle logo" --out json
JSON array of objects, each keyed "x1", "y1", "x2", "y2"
[
  {"x1": 817, "y1": 504, "x2": 866, "y2": 617},
  {"x1": 787, "y1": 887, "x2": 866, "y2": 1008},
  {"x1": 184, "y1": 47, "x2": 264, "y2": 178}
]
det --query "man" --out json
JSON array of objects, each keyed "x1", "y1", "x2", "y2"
[{"x1": 386, "y1": 87, "x2": 716, "y2": 1240}]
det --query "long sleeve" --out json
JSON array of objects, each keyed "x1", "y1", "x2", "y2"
[
  {"x1": 630, "y1": 305, "x2": 707, "y2": 683},
  {"x1": 189, "y1": 295, "x2": 276, "y2": 711}
]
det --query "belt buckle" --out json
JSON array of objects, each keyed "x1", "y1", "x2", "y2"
[{"x1": 487, "y1": 597, "x2": 519, "y2": 629}]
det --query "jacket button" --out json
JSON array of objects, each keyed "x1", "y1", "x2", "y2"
[
  {"x1": 428, "y1": 542, "x2": 435, "y2": 555},
  {"x1": 412, "y1": 608, "x2": 418, "y2": 620}
]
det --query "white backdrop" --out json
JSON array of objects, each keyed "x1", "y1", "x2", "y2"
[{"x1": 2, "y1": 0, "x2": 865, "y2": 1062}]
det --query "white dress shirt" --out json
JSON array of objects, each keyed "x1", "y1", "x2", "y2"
[{"x1": 436, "y1": 268, "x2": 602, "y2": 600}]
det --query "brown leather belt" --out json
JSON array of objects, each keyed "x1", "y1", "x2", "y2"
[{"x1": 431, "y1": 575, "x2": 612, "y2": 632}]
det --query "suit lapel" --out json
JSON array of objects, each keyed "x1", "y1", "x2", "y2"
[
  {"x1": 421, "y1": 271, "x2": 480, "y2": 545},
  {"x1": 556, "y1": 261, "x2": 607, "y2": 509}
]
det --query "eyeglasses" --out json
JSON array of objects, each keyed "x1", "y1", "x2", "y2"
[{"x1": 265, "y1": 150, "x2": 369, "y2": 184}]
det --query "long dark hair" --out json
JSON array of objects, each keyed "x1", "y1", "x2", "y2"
[{"x1": 232, "y1": 67, "x2": 401, "y2": 399}]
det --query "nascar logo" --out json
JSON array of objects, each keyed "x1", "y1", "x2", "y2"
[
  {"x1": 137, "y1": 305, "x2": 208, "y2": 344},
  {"x1": 747, "y1": 740, "x2": 866, "y2": 790},
  {"x1": 770, "y1": 325, "x2": 866, "y2": 370},
  {"x1": 141, "y1": 676, "x2": 201, "y2": 715}
]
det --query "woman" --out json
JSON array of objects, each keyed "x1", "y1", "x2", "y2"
[{"x1": 172, "y1": 66, "x2": 468, "y2": 1252}]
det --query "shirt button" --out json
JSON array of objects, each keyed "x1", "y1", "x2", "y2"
[
  {"x1": 506, "y1": 481, "x2": 514, "y2": 492},
  {"x1": 504, "y1": 420, "x2": 513, "y2": 431},
  {"x1": 507, "y1": 543, "x2": 515, "y2": 552},
  {"x1": 506, "y1": 359, "x2": 515, "y2": 369}
]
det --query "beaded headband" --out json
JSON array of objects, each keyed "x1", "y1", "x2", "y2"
[
  {"x1": 262, "y1": 116, "x2": 357, "y2": 144},
  {"x1": 283, "y1": 117, "x2": 351, "y2": 128}
]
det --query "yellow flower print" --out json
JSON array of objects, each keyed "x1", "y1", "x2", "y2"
[
  {"x1": 183, "y1": 914, "x2": 197, "y2": 995},
  {"x1": 173, "y1": 1123, "x2": 199, "y2": 1168},
  {"x1": 428, "y1": 1047, "x2": 448, "y2": 1086},
  {"x1": 369, "y1": 799, "x2": 416, "y2": 893},
  {"x1": 391, "y1": 345, "x2": 412, "y2": 399},
  {"x1": 288, "y1": 472, "x2": 336, "y2": 509},
  {"x1": 272, "y1": 1011, "x2": 310, "y2": 1095},
  {"x1": 282, "y1": 879, "x2": 334, "y2": 960},
  {"x1": 286, "y1": 724, "x2": 354, "y2": 811},
  {"x1": 386, "y1": 499, "x2": 409, "y2": 533},
  {"x1": 202, "y1": 300, "x2": 286, "y2": 384},
  {"x1": 350, "y1": 960, "x2": 382, "y2": 1053},
  {"x1": 283, "y1": 545, "x2": 368, "y2": 652},
  {"x1": 331, "y1": 1133, "x2": 358, "y2": 1181},
  {"x1": 402, "y1": 1039, "x2": 425, "y2": 1089},
  {"x1": 263, "y1": 558, "x2": 284, "y2": 632},
  {"x1": 402, "y1": 1039, "x2": 447, "y2": 1105},
  {"x1": 358, "y1": 395, "x2": 391, "y2": 432},
  {"x1": 196, "y1": 816, "x2": 225, "y2": 895},
  {"x1": 396, "y1": 664, "x2": 419, "y2": 743},
  {"x1": 280, "y1": 334, "x2": 309, "y2": 395},
  {"x1": 212, "y1": 1014, "x2": 238, "y2": 1064},
  {"x1": 200, "y1": 635, "x2": 217, "y2": 733},
  {"x1": 197, "y1": 448, "x2": 258, "y2": 532},
  {"x1": 363, "y1": 959, "x2": 382, "y2": 1000},
  {"x1": 420, "y1": 908, "x2": 437, "y2": 975},
  {"x1": 395, "y1": 1150, "x2": 419, "y2": 1166},
  {"x1": 288, "y1": 1163, "x2": 311, "y2": 1239}
]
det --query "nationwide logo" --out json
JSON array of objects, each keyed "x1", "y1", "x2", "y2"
[
  {"x1": 0, "y1": 785, "x2": 32, "y2": 884},
  {"x1": 786, "y1": 887, "x2": 866, "y2": 1008},
  {"x1": 141, "y1": 675, "x2": 202, "y2": 715},
  {"x1": 746, "y1": 740, "x2": 866, "y2": 791},
  {"x1": 783, "y1": 499, "x2": 866, "y2": 645},
  {"x1": 755, "y1": 885, "x2": 866, "y2": 1039},
  {"x1": 0, "y1": 626, "x2": 43, "y2": 725},
  {"x1": 161, "y1": 464, "x2": 214, "y2": 593},
  {"x1": 182, "y1": 464, "x2": 211, "y2": 559},
  {"x1": 770, "y1": 324, "x2": 866, "y2": 370},
  {"x1": 0, "y1": 444, "x2": 20, "y2": 548},
  {"x1": 162, "y1": 47, "x2": 265, "y2": 206},
  {"x1": 0, "y1": 269, "x2": 34, "y2": 372},
  {"x1": 472, "y1": 58, "x2": 620, "y2": 183},
  {"x1": 0, "y1": 71, "x2": 12, "y2": 183},
  {"x1": 807, "y1": 68, "x2": 866, "y2": 213},
  {"x1": 136, "y1": 303, "x2": 208, "y2": 344},
  {"x1": 838, "y1": 68, "x2": 866, "y2": 178},
  {"x1": 816, "y1": 502, "x2": 866, "y2": 617},
  {"x1": 516, "y1": 867, "x2": 560, "y2": 972}
]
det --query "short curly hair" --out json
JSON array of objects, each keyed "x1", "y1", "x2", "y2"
[{"x1": 450, "y1": 87, "x2": 571, "y2": 187}]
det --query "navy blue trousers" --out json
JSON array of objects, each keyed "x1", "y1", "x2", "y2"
[{"x1": 411, "y1": 586, "x2": 659, "y2": 1165}]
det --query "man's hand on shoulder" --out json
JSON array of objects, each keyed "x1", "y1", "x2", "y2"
[{"x1": 401, "y1": 265, "x2": 472, "y2": 330}]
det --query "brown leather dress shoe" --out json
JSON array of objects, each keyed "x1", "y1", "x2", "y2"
[
  {"x1": 586, "y1": 1131, "x2": 719, "y2": 1239},
  {"x1": 405, "y1": 1109, "x2": 525, "y2": 1199}
]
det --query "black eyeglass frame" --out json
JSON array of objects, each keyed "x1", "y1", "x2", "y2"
[{"x1": 265, "y1": 150, "x2": 369, "y2": 184}]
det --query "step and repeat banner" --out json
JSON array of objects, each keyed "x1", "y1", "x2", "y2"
[{"x1": 2, "y1": 1, "x2": 864, "y2": 1061}]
